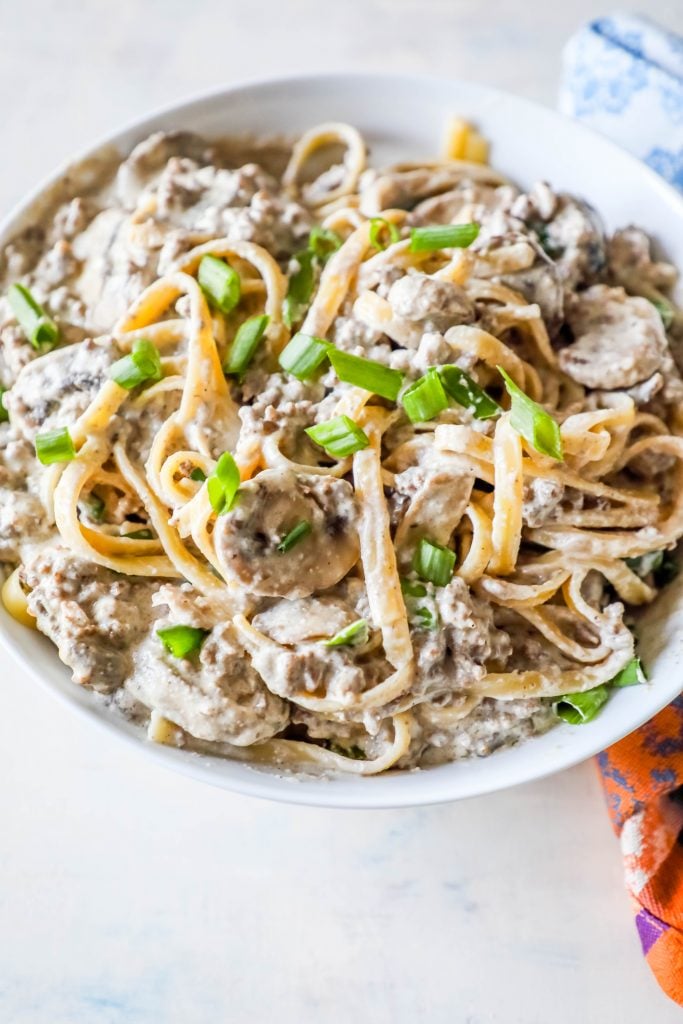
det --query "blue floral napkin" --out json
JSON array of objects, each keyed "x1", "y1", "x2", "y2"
[{"x1": 559, "y1": 12, "x2": 683, "y2": 189}]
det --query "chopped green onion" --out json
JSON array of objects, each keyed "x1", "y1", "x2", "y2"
[
  {"x1": 655, "y1": 554, "x2": 679, "y2": 587},
  {"x1": 324, "y1": 619, "x2": 370, "y2": 647},
  {"x1": 35, "y1": 426, "x2": 75, "y2": 465},
  {"x1": 278, "y1": 332, "x2": 330, "y2": 380},
  {"x1": 552, "y1": 684, "x2": 610, "y2": 725},
  {"x1": 410, "y1": 222, "x2": 480, "y2": 253},
  {"x1": 439, "y1": 365, "x2": 501, "y2": 420},
  {"x1": 328, "y1": 742, "x2": 367, "y2": 760},
  {"x1": 224, "y1": 314, "x2": 269, "y2": 376},
  {"x1": 157, "y1": 624, "x2": 208, "y2": 659},
  {"x1": 123, "y1": 528, "x2": 154, "y2": 540},
  {"x1": 206, "y1": 451, "x2": 240, "y2": 515},
  {"x1": 414, "y1": 605, "x2": 439, "y2": 629},
  {"x1": 7, "y1": 283, "x2": 59, "y2": 350},
  {"x1": 327, "y1": 348, "x2": 404, "y2": 401},
  {"x1": 198, "y1": 255, "x2": 241, "y2": 314},
  {"x1": 611, "y1": 657, "x2": 647, "y2": 688},
  {"x1": 413, "y1": 538, "x2": 455, "y2": 588},
  {"x1": 305, "y1": 415, "x2": 370, "y2": 458},
  {"x1": 110, "y1": 338, "x2": 162, "y2": 390},
  {"x1": 369, "y1": 217, "x2": 400, "y2": 251},
  {"x1": 189, "y1": 467, "x2": 206, "y2": 482},
  {"x1": 81, "y1": 493, "x2": 105, "y2": 522},
  {"x1": 625, "y1": 550, "x2": 664, "y2": 578},
  {"x1": 400, "y1": 577, "x2": 428, "y2": 599},
  {"x1": 309, "y1": 226, "x2": 343, "y2": 263},
  {"x1": 283, "y1": 250, "x2": 315, "y2": 327},
  {"x1": 0, "y1": 387, "x2": 8, "y2": 423},
  {"x1": 402, "y1": 368, "x2": 449, "y2": 422},
  {"x1": 498, "y1": 366, "x2": 563, "y2": 461},
  {"x1": 650, "y1": 298, "x2": 675, "y2": 330},
  {"x1": 277, "y1": 520, "x2": 312, "y2": 554}
]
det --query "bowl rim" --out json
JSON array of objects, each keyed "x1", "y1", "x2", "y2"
[{"x1": 2, "y1": 70, "x2": 683, "y2": 809}]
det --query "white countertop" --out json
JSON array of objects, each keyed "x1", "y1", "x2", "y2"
[{"x1": 2, "y1": 2, "x2": 682, "y2": 1021}]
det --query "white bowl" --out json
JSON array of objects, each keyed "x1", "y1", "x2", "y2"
[{"x1": 3, "y1": 73, "x2": 683, "y2": 808}]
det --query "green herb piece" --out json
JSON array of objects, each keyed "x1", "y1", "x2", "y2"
[
  {"x1": 283, "y1": 250, "x2": 315, "y2": 328},
  {"x1": 611, "y1": 658, "x2": 647, "y2": 688},
  {"x1": 8, "y1": 283, "x2": 59, "y2": 350},
  {"x1": 324, "y1": 619, "x2": 370, "y2": 647},
  {"x1": 498, "y1": 366, "x2": 563, "y2": 460},
  {"x1": 402, "y1": 368, "x2": 449, "y2": 422},
  {"x1": 224, "y1": 314, "x2": 269, "y2": 376},
  {"x1": 400, "y1": 577, "x2": 428, "y2": 599},
  {"x1": 413, "y1": 538, "x2": 455, "y2": 588},
  {"x1": 410, "y1": 223, "x2": 480, "y2": 253},
  {"x1": 278, "y1": 332, "x2": 330, "y2": 380},
  {"x1": 157, "y1": 624, "x2": 208, "y2": 659},
  {"x1": 439, "y1": 365, "x2": 501, "y2": 420},
  {"x1": 110, "y1": 338, "x2": 163, "y2": 390},
  {"x1": 305, "y1": 415, "x2": 370, "y2": 458},
  {"x1": 206, "y1": 451, "x2": 240, "y2": 515},
  {"x1": 277, "y1": 520, "x2": 312, "y2": 554},
  {"x1": 123, "y1": 528, "x2": 154, "y2": 540},
  {"x1": 81, "y1": 493, "x2": 105, "y2": 522},
  {"x1": 369, "y1": 217, "x2": 400, "y2": 251},
  {"x1": 198, "y1": 255, "x2": 241, "y2": 313},
  {"x1": 650, "y1": 298, "x2": 675, "y2": 330},
  {"x1": 327, "y1": 348, "x2": 404, "y2": 401},
  {"x1": 308, "y1": 226, "x2": 343, "y2": 263},
  {"x1": 35, "y1": 426, "x2": 75, "y2": 465},
  {"x1": 552, "y1": 684, "x2": 610, "y2": 725},
  {"x1": 328, "y1": 743, "x2": 367, "y2": 760},
  {"x1": 0, "y1": 387, "x2": 9, "y2": 423},
  {"x1": 190, "y1": 467, "x2": 207, "y2": 482}
]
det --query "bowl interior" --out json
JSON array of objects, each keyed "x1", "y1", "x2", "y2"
[{"x1": 2, "y1": 72, "x2": 683, "y2": 807}]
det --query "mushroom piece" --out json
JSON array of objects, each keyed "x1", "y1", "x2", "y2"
[{"x1": 213, "y1": 467, "x2": 360, "y2": 598}]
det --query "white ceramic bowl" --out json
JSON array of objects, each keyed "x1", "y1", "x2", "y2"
[{"x1": 3, "y1": 73, "x2": 683, "y2": 808}]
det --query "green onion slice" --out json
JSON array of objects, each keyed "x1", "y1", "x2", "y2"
[
  {"x1": 35, "y1": 426, "x2": 76, "y2": 466},
  {"x1": 400, "y1": 577, "x2": 428, "y2": 599},
  {"x1": 410, "y1": 223, "x2": 480, "y2": 253},
  {"x1": 324, "y1": 619, "x2": 370, "y2": 647},
  {"x1": 439, "y1": 365, "x2": 501, "y2": 420},
  {"x1": 402, "y1": 368, "x2": 449, "y2": 422},
  {"x1": 206, "y1": 452, "x2": 240, "y2": 515},
  {"x1": 277, "y1": 520, "x2": 312, "y2": 554},
  {"x1": 0, "y1": 387, "x2": 8, "y2": 423},
  {"x1": 369, "y1": 217, "x2": 400, "y2": 251},
  {"x1": 110, "y1": 338, "x2": 163, "y2": 390},
  {"x1": 123, "y1": 528, "x2": 154, "y2": 540},
  {"x1": 198, "y1": 255, "x2": 241, "y2": 314},
  {"x1": 611, "y1": 657, "x2": 647, "y2": 688},
  {"x1": 157, "y1": 624, "x2": 208, "y2": 659},
  {"x1": 498, "y1": 366, "x2": 563, "y2": 461},
  {"x1": 414, "y1": 605, "x2": 439, "y2": 629},
  {"x1": 327, "y1": 348, "x2": 404, "y2": 401},
  {"x1": 328, "y1": 742, "x2": 367, "y2": 760},
  {"x1": 224, "y1": 314, "x2": 269, "y2": 376},
  {"x1": 625, "y1": 551, "x2": 665, "y2": 579},
  {"x1": 413, "y1": 538, "x2": 455, "y2": 588},
  {"x1": 552, "y1": 684, "x2": 610, "y2": 725},
  {"x1": 278, "y1": 332, "x2": 330, "y2": 380},
  {"x1": 81, "y1": 493, "x2": 105, "y2": 522},
  {"x1": 309, "y1": 226, "x2": 343, "y2": 263},
  {"x1": 283, "y1": 250, "x2": 315, "y2": 328},
  {"x1": 189, "y1": 467, "x2": 207, "y2": 482},
  {"x1": 7, "y1": 283, "x2": 59, "y2": 350},
  {"x1": 650, "y1": 297, "x2": 675, "y2": 330},
  {"x1": 305, "y1": 415, "x2": 370, "y2": 458}
]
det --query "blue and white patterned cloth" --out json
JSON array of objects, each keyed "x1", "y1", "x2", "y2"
[{"x1": 559, "y1": 13, "x2": 683, "y2": 190}]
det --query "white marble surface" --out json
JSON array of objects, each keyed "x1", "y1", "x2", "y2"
[{"x1": 2, "y1": 1, "x2": 683, "y2": 1021}]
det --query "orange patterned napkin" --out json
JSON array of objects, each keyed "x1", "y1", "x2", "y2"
[{"x1": 598, "y1": 697, "x2": 683, "y2": 1005}]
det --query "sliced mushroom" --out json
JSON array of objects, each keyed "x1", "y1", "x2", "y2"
[{"x1": 213, "y1": 467, "x2": 360, "y2": 598}]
